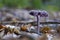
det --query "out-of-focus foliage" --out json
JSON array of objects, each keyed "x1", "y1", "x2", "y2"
[
  {"x1": 0, "y1": 0, "x2": 60, "y2": 11},
  {"x1": 0, "y1": 0, "x2": 3, "y2": 8},
  {"x1": 2, "y1": 0, "x2": 18, "y2": 8},
  {"x1": 30, "y1": 0, "x2": 42, "y2": 9},
  {"x1": 1, "y1": 0, "x2": 30, "y2": 8}
]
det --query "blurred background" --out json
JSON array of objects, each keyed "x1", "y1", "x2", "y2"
[{"x1": 0, "y1": 0, "x2": 60, "y2": 22}]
